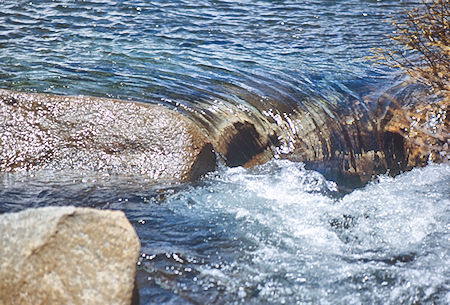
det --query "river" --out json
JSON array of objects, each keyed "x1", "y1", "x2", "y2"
[{"x1": 0, "y1": 0, "x2": 449, "y2": 304}]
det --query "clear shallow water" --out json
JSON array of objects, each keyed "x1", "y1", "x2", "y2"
[{"x1": 1, "y1": 0, "x2": 449, "y2": 304}]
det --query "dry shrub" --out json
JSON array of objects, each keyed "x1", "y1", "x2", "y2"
[
  {"x1": 366, "y1": 0, "x2": 449, "y2": 164},
  {"x1": 368, "y1": 0, "x2": 449, "y2": 92}
]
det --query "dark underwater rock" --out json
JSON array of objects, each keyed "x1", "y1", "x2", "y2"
[
  {"x1": 208, "y1": 83, "x2": 448, "y2": 188},
  {"x1": 0, "y1": 89, "x2": 216, "y2": 181},
  {"x1": 0, "y1": 206, "x2": 140, "y2": 305}
]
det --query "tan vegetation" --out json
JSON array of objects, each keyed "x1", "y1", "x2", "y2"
[
  {"x1": 368, "y1": 0, "x2": 449, "y2": 92},
  {"x1": 367, "y1": 0, "x2": 449, "y2": 165}
]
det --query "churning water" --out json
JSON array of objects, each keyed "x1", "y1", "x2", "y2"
[
  {"x1": 0, "y1": 0, "x2": 449, "y2": 304},
  {"x1": 1, "y1": 162, "x2": 449, "y2": 304}
]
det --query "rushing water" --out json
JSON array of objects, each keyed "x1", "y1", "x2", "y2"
[
  {"x1": 1, "y1": 162, "x2": 449, "y2": 304},
  {"x1": 1, "y1": 0, "x2": 449, "y2": 304}
]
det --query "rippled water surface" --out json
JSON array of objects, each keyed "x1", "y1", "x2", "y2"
[
  {"x1": 1, "y1": 0, "x2": 449, "y2": 304},
  {"x1": 0, "y1": 0, "x2": 416, "y2": 104}
]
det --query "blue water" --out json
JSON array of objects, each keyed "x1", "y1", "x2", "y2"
[
  {"x1": 1, "y1": 0, "x2": 449, "y2": 304},
  {"x1": 0, "y1": 0, "x2": 408, "y2": 104}
]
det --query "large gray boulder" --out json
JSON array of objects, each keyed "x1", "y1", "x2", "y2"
[
  {"x1": 0, "y1": 89, "x2": 216, "y2": 181},
  {"x1": 0, "y1": 206, "x2": 140, "y2": 305}
]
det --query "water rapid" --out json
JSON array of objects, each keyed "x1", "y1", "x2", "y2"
[{"x1": 0, "y1": 161, "x2": 448, "y2": 304}]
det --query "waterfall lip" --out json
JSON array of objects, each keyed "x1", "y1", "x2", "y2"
[
  {"x1": 179, "y1": 77, "x2": 448, "y2": 189},
  {"x1": 1, "y1": 75, "x2": 447, "y2": 189}
]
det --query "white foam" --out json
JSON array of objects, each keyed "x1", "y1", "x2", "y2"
[{"x1": 167, "y1": 161, "x2": 450, "y2": 304}]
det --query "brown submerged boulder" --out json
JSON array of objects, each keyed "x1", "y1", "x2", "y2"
[
  {"x1": 0, "y1": 206, "x2": 140, "y2": 305},
  {"x1": 205, "y1": 84, "x2": 448, "y2": 188},
  {"x1": 0, "y1": 89, "x2": 216, "y2": 181},
  {"x1": 279, "y1": 95, "x2": 447, "y2": 187}
]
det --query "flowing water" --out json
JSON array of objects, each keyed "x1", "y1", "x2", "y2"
[{"x1": 0, "y1": 0, "x2": 449, "y2": 304}]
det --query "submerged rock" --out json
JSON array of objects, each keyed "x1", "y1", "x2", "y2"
[
  {"x1": 0, "y1": 87, "x2": 447, "y2": 187},
  {"x1": 0, "y1": 89, "x2": 216, "y2": 181},
  {"x1": 0, "y1": 206, "x2": 140, "y2": 305},
  {"x1": 204, "y1": 83, "x2": 449, "y2": 188}
]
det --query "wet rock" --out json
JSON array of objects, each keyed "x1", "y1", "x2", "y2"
[
  {"x1": 0, "y1": 206, "x2": 140, "y2": 305},
  {"x1": 0, "y1": 89, "x2": 216, "y2": 181},
  {"x1": 202, "y1": 83, "x2": 448, "y2": 189},
  {"x1": 381, "y1": 95, "x2": 449, "y2": 172},
  {"x1": 214, "y1": 120, "x2": 276, "y2": 168}
]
